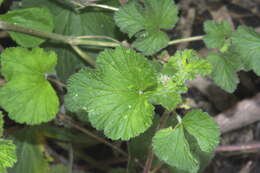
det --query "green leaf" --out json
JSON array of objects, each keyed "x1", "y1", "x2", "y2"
[
  {"x1": 153, "y1": 109, "x2": 220, "y2": 172},
  {"x1": 153, "y1": 126, "x2": 199, "y2": 172},
  {"x1": 49, "y1": 165, "x2": 85, "y2": 173},
  {"x1": 66, "y1": 47, "x2": 157, "y2": 140},
  {"x1": 207, "y1": 50, "x2": 242, "y2": 93},
  {"x1": 0, "y1": 48, "x2": 59, "y2": 125},
  {"x1": 0, "y1": 8, "x2": 54, "y2": 47},
  {"x1": 1, "y1": 47, "x2": 57, "y2": 81},
  {"x1": 232, "y1": 26, "x2": 260, "y2": 75},
  {"x1": 0, "y1": 0, "x2": 3, "y2": 6},
  {"x1": 21, "y1": 0, "x2": 122, "y2": 82},
  {"x1": 203, "y1": 20, "x2": 232, "y2": 50},
  {"x1": 0, "y1": 112, "x2": 3, "y2": 137},
  {"x1": 149, "y1": 50, "x2": 211, "y2": 110},
  {"x1": 0, "y1": 139, "x2": 17, "y2": 170},
  {"x1": 183, "y1": 110, "x2": 220, "y2": 153},
  {"x1": 114, "y1": 0, "x2": 178, "y2": 55},
  {"x1": 9, "y1": 129, "x2": 49, "y2": 173}
]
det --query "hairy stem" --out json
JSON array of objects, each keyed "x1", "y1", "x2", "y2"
[
  {"x1": 71, "y1": 45, "x2": 96, "y2": 66},
  {"x1": 0, "y1": 21, "x2": 120, "y2": 48},
  {"x1": 168, "y1": 35, "x2": 204, "y2": 46}
]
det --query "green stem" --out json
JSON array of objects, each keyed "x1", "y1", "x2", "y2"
[
  {"x1": 70, "y1": 45, "x2": 96, "y2": 66},
  {"x1": 87, "y1": 4, "x2": 119, "y2": 11},
  {"x1": 168, "y1": 35, "x2": 204, "y2": 46},
  {"x1": 0, "y1": 21, "x2": 120, "y2": 48}
]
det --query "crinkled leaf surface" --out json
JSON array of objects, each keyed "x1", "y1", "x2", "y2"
[
  {"x1": 183, "y1": 110, "x2": 220, "y2": 153},
  {"x1": 153, "y1": 109, "x2": 220, "y2": 172},
  {"x1": 207, "y1": 50, "x2": 242, "y2": 93},
  {"x1": 203, "y1": 20, "x2": 232, "y2": 50},
  {"x1": 0, "y1": 8, "x2": 54, "y2": 47},
  {"x1": 9, "y1": 129, "x2": 49, "y2": 173},
  {"x1": 0, "y1": 48, "x2": 59, "y2": 125},
  {"x1": 22, "y1": 0, "x2": 122, "y2": 82},
  {"x1": 1, "y1": 47, "x2": 56, "y2": 80},
  {"x1": 153, "y1": 126, "x2": 199, "y2": 172},
  {"x1": 114, "y1": 0, "x2": 178, "y2": 55},
  {"x1": 149, "y1": 50, "x2": 211, "y2": 110},
  {"x1": 66, "y1": 47, "x2": 157, "y2": 140},
  {"x1": 0, "y1": 139, "x2": 17, "y2": 170},
  {"x1": 232, "y1": 26, "x2": 260, "y2": 75}
]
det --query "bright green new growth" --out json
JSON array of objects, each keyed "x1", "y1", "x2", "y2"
[
  {"x1": 203, "y1": 20, "x2": 232, "y2": 51},
  {"x1": 152, "y1": 109, "x2": 220, "y2": 172},
  {"x1": 232, "y1": 26, "x2": 260, "y2": 75},
  {"x1": 149, "y1": 50, "x2": 211, "y2": 110},
  {"x1": 0, "y1": 47, "x2": 59, "y2": 125},
  {"x1": 0, "y1": 140, "x2": 17, "y2": 170},
  {"x1": 0, "y1": 112, "x2": 17, "y2": 171},
  {"x1": 114, "y1": 0, "x2": 178, "y2": 55},
  {"x1": 66, "y1": 47, "x2": 157, "y2": 140},
  {"x1": 0, "y1": 7, "x2": 54, "y2": 47}
]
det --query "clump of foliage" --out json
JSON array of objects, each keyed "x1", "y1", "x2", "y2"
[{"x1": 0, "y1": 0, "x2": 259, "y2": 172}]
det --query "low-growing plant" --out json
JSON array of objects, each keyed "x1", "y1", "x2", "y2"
[{"x1": 0, "y1": 0, "x2": 259, "y2": 172}]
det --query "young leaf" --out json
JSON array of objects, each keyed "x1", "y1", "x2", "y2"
[
  {"x1": 0, "y1": 8, "x2": 54, "y2": 47},
  {"x1": 0, "y1": 139, "x2": 17, "y2": 170},
  {"x1": 114, "y1": 0, "x2": 178, "y2": 55},
  {"x1": 203, "y1": 20, "x2": 232, "y2": 50},
  {"x1": 149, "y1": 50, "x2": 211, "y2": 110},
  {"x1": 232, "y1": 26, "x2": 260, "y2": 75},
  {"x1": 207, "y1": 50, "x2": 242, "y2": 93},
  {"x1": 0, "y1": 48, "x2": 59, "y2": 125},
  {"x1": 152, "y1": 126, "x2": 199, "y2": 172},
  {"x1": 182, "y1": 110, "x2": 220, "y2": 153},
  {"x1": 66, "y1": 47, "x2": 157, "y2": 140}
]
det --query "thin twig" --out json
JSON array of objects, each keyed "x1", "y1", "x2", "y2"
[
  {"x1": 168, "y1": 35, "x2": 204, "y2": 46},
  {"x1": 151, "y1": 162, "x2": 164, "y2": 173},
  {"x1": 69, "y1": 143, "x2": 74, "y2": 173},
  {"x1": 58, "y1": 113, "x2": 128, "y2": 157},
  {"x1": 0, "y1": 21, "x2": 120, "y2": 48},
  {"x1": 70, "y1": 45, "x2": 96, "y2": 66},
  {"x1": 87, "y1": 3, "x2": 119, "y2": 11},
  {"x1": 216, "y1": 142, "x2": 260, "y2": 153},
  {"x1": 0, "y1": 78, "x2": 5, "y2": 87}
]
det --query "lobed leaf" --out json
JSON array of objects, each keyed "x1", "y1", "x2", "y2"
[
  {"x1": 232, "y1": 26, "x2": 260, "y2": 75},
  {"x1": 207, "y1": 50, "x2": 242, "y2": 93},
  {"x1": 153, "y1": 126, "x2": 199, "y2": 172},
  {"x1": 115, "y1": 0, "x2": 178, "y2": 55},
  {"x1": 203, "y1": 20, "x2": 232, "y2": 50},
  {"x1": 0, "y1": 48, "x2": 59, "y2": 125},
  {"x1": 0, "y1": 8, "x2": 54, "y2": 47},
  {"x1": 66, "y1": 47, "x2": 157, "y2": 140},
  {"x1": 153, "y1": 109, "x2": 220, "y2": 172},
  {"x1": 183, "y1": 110, "x2": 220, "y2": 153}
]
